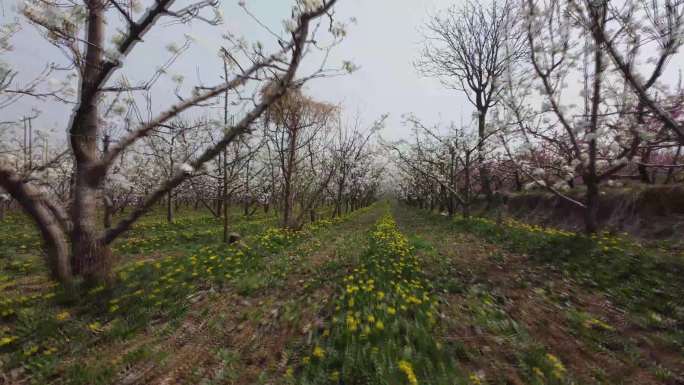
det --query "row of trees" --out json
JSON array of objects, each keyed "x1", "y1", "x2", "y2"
[
  {"x1": 0, "y1": 0, "x2": 386, "y2": 287},
  {"x1": 393, "y1": 0, "x2": 684, "y2": 233}
]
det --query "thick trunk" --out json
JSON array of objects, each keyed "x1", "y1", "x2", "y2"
[
  {"x1": 0, "y1": 166, "x2": 73, "y2": 284},
  {"x1": 582, "y1": 7, "x2": 605, "y2": 236},
  {"x1": 70, "y1": 0, "x2": 110, "y2": 283}
]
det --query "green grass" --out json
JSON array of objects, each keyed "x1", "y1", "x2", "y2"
[
  {"x1": 3, "y1": 202, "x2": 683, "y2": 384},
  {"x1": 0, "y1": 205, "x2": 374, "y2": 384},
  {"x1": 450, "y1": 216, "x2": 684, "y2": 325},
  {"x1": 392, "y1": 204, "x2": 684, "y2": 384}
]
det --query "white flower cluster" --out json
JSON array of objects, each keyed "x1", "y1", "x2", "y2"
[
  {"x1": 178, "y1": 163, "x2": 194, "y2": 174},
  {"x1": 300, "y1": 0, "x2": 323, "y2": 13},
  {"x1": 283, "y1": 19, "x2": 297, "y2": 33},
  {"x1": 532, "y1": 168, "x2": 545, "y2": 177},
  {"x1": 331, "y1": 21, "x2": 346, "y2": 38},
  {"x1": 552, "y1": 181, "x2": 569, "y2": 191},
  {"x1": 23, "y1": 1, "x2": 85, "y2": 33},
  {"x1": 104, "y1": 48, "x2": 124, "y2": 62},
  {"x1": 342, "y1": 60, "x2": 358, "y2": 74}
]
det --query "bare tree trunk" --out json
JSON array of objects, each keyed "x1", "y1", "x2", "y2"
[
  {"x1": 665, "y1": 146, "x2": 682, "y2": 184},
  {"x1": 102, "y1": 135, "x2": 112, "y2": 230},
  {"x1": 222, "y1": 146, "x2": 229, "y2": 243},
  {"x1": 334, "y1": 178, "x2": 344, "y2": 218},
  {"x1": 478, "y1": 110, "x2": 493, "y2": 200},
  {"x1": 70, "y1": 0, "x2": 112, "y2": 284},
  {"x1": 584, "y1": 8, "x2": 605, "y2": 235},
  {"x1": 216, "y1": 151, "x2": 223, "y2": 216},
  {"x1": 282, "y1": 128, "x2": 298, "y2": 228},
  {"x1": 0, "y1": 166, "x2": 73, "y2": 285},
  {"x1": 584, "y1": 177, "x2": 599, "y2": 234},
  {"x1": 462, "y1": 153, "x2": 472, "y2": 219},
  {"x1": 166, "y1": 190, "x2": 173, "y2": 223},
  {"x1": 638, "y1": 148, "x2": 653, "y2": 184},
  {"x1": 103, "y1": 196, "x2": 112, "y2": 230},
  {"x1": 222, "y1": 62, "x2": 230, "y2": 243}
]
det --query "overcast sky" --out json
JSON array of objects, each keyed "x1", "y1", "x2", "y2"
[
  {"x1": 1, "y1": 0, "x2": 472, "y2": 144},
  {"x1": 2, "y1": 0, "x2": 682, "y2": 147}
]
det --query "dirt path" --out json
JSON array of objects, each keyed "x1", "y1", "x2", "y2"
[{"x1": 393, "y1": 205, "x2": 684, "y2": 385}]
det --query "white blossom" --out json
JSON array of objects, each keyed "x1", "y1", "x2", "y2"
[
  {"x1": 283, "y1": 19, "x2": 297, "y2": 33},
  {"x1": 178, "y1": 163, "x2": 194, "y2": 173},
  {"x1": 342, "y1": 60, "x2": 358, "y2": 74},
  {"x1": 300, "y1": 0, "x2": 322, "y2": 13},
  {"x1": 331, "y1": 21, "x2": 347, "y2": 38},
  {"x1": 213, "y1": 7, "x2": 224, "y2": 23},
  {"x1": 104, "y1": 48, "x2": 123, "y2": 62}
]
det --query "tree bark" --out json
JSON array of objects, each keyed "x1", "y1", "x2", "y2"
[
  {"x1": 70, "y1": 0, "x2": 112, "y2": 283},
  {"x1": 478, "y1": 110, "x2": 493, "y2": 200},
  {"x1": 282, "y1": 126, "x2": 298, "y2": 228},
  {"x1": 0, "y1": 166, "x2": 72, "y2": 285},
  {"x1": 584, "y1": 176, "x2": 599, "y2": 234}
]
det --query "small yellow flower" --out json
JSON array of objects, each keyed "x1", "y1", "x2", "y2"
[
  {"x1": 398, "y1": 360, "x2": 418, "y2": 385},
  {"x1": 88, "y1": 322, "x2": 102, "y2": 332},
  {"x1": 0, "y1": 336, "x2": 17, "y2": 346},
  {"x1": 532, "y1": 367, "x2": 545, "y2": 378},
  {"x1": 56, "y1": 311, "x2": 71, "y2": 321},
  {"x1": 469, "y1": 372, "x2": 483, "y2": 385},
  {"x1": 313, "y1": 346, "x2": 325, "y2": 359}
]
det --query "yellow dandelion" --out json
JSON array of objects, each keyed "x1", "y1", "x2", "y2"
[
  {"x1": 56, "y1": 311, "x2": 71, "y2": 321},
  {"x1": 313, "y1": 346, "x2": 325, "y2": 359},
  {"x1": 398, "y1": 360, "x2": 418, "y2": 385}
]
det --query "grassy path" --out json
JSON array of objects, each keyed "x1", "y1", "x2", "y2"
[
  {"x1": 392, "y1": 204, "x2": 684, "y2": 385},
  {"x1": 100, "y1": 204, "x2": 386, "y2": 385}
]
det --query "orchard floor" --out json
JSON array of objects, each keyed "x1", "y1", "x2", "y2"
[{"x1": 0, "y1": 203, "x2": 682, "y2": 385}]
